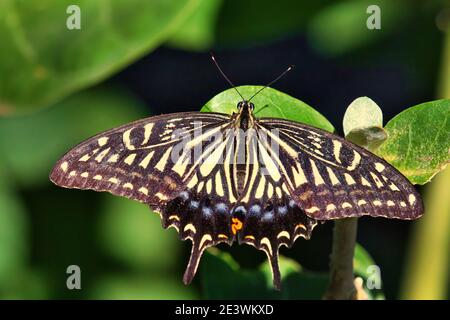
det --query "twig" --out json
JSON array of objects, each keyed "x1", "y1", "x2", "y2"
[{"x1": 323, "y1": 218, "x2": 358, "y2": 300}]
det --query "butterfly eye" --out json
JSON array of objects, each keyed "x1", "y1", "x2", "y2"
[
  {"x1": 249, "y1": 103, "x2": 255, "y2": 111},
  {"x1": 237, "y1": 102, "x2": 243, "y2": 110}
]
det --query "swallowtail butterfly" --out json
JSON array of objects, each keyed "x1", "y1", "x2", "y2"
[{"x1": 50, "y1": 65, "x2": 423, "y2": 290}]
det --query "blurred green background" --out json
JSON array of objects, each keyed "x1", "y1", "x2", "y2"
[{"x1": 0, "y1": 0, "x2": 449, "y2": 299}]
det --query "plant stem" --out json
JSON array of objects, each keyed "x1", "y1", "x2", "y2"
[
  {"x1": 401, "y1": 167, "x2": 450, "y2": 299},
  {"x1": 323, "y1": 218, "x2": 358, "y2": 300},
  {"x1": 400, "y1": 27, "x2": 450, "y2": 298},
  {"x1": 323, "y1": 125, "x2": 381, "y2": 299}
]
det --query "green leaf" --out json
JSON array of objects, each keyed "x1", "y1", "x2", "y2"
[
  {"x1": 97, "y1": 195, "x2": 180, "y2": 270},
  {"x1": 346, "y1": 127, "x2": 388, "y2": 152},
  {"x1": 0, "y1": 0, "x2": 199, "y2": 113},
  {"x1": 376, "y1": 99, "x2": 450, "y2": 184},
  {"x1": 343, "y1": 97, "x2": 387, "y2": 150},
  {"x1": 343, "y1": 97, "x2": 383, "y2": 136},
  {"x1": 201, "y1": 249, "x2": 329, "y2": 299},
  {"x1": 167, "y1": 0, "x2": 223, "y2": 51},
  {"x1": 0, "y1": 86, "x2": 146, "y2": 187},
  {"x1": 307, "y1": 0, "x2": 411, "y2": 56},
  {"x1": 201, "y1": 86, "x2": 334, "y2": 132}
]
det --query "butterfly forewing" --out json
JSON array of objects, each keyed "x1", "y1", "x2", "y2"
[
  {"x1": 50, "y1": 112, "x2": 228, "y2": 205},
  {"x1": 257, "y1": 118, "x2": 424, "y2": 220}
]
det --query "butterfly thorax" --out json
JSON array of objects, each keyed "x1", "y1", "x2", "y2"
[{"x1": 231, "y1": 101, "x2": 256, "y2": 193}]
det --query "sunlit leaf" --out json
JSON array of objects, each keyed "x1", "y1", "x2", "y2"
[
  {"x1": 0, "y1": 0, "x2": 199, "y2": 113},
  {"x1": 343, "y1": 96, "x2": 383, "y2": 135},
  {"x1": 343, "y1": 97, "x2": 387, "y2": 151},
  {"x1": 376, "y1": 99, "x2": 450, "y2": 184},
  {"x1": 201, "y1": 86, "x2": 334, "y2": 132}
]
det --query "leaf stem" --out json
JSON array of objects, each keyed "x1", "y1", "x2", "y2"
[{"x1": 323, "y1": 218, "x2": 358, "y2": 300}]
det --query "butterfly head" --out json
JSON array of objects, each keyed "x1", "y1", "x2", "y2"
[
  {"x1": 237, "y1": 100, "x2": 255, "y2": 112},
  {"x1": 235, "y1": 101, "x2": 255, "y2": 130}
]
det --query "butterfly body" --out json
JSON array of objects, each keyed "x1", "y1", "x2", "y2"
[{"x1": 50, "y1": 99, "x2": 423, "y2": 290}]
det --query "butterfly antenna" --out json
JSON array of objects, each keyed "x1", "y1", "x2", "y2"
[
  {"x1": 248, "y1": 65, "x2": 294, "y2": 102},
  {"x1": 211, "y1": 53, "x2": 245, "y2": 101}
]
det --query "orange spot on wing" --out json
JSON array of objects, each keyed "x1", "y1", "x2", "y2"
[{"x1": 231, "y1": 217, "x2": 243, "y2": 235}]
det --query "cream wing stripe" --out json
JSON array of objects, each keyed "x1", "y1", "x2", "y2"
[
  {"x1": 241, "y1": 132, "x2": 259, "y2": 203},
  {"x1": 223, "y1": 130, "x2": 237, "y2": 203}
]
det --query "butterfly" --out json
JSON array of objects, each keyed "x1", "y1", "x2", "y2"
[{"x1": 49, "y1": 59, "x2": 423, "y2": 290}]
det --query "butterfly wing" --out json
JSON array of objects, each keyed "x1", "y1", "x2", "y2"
[
  {"x1": 50, "y1": 111, "x2": 239, "y2": 284},
  {"x1": 256, "y1": 118, "x2": 424, "y2": 221}
]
